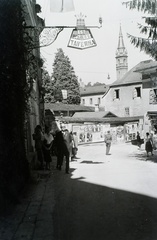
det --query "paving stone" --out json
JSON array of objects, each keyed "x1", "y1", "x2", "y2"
[
  {"x1": 33, "y1": 220, "x2": 53, "y2": 239},
  {"x1": 13, "y1": 222, "x2": 35, "y2": 240}
]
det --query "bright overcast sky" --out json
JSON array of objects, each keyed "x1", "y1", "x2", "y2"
[{"x1": 36, "y1": 0, "x2": 151, "y2": 85}]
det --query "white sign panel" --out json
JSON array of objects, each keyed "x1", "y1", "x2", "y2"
[{"x1": 68, "y1": 29, "x2": 97, "y2": 49}]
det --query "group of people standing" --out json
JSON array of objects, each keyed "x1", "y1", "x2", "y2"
[
  {"x1": 144, "y1": 131, "x2": 157, "y2": 157},
  {"x1": 33, "y1": 125, "x2": 54, "y2": 170},
  {"x1": 55, "y1": 127, "x2": 78, "y2": 173},
  {"x1": 136, "y1": 130, "x2": 157, "y2": 156},
  {"x1": 33, "y1": 125, "x2": 157, "y2": 172},
  {"x1": 33, "y1": 124, "x2": 78, "y2": 174},
  {"x1": 104, "y1": 129, "x2": 157, "y2": 157}
]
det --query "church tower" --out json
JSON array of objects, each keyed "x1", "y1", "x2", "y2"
[{"x1": 116, "y1": 25, "x2": 128, "y2": 80}]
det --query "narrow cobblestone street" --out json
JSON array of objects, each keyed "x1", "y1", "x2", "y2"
[{"x1": 0, "y1": 142, "x2": 157, "y2": 240}]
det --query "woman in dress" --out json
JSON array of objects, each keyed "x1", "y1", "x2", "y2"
[
  {"x1": 136, "y1": 131, "x2": 141, "y2": 149},
  {"x1": 43, "y1": 126, "x2": 54, "y2": 170},
  {"x1": 145, "y1": 132, "x2": 153, "y2": 157},
  {"x1": 33, "y1": 125, "x2": 44, "y2": 170}
]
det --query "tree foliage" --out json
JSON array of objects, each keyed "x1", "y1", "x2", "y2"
[
  {"x1": 123, "y1": 0, "x2": 157, "y2": 60},
  {"x1": 42, "y1": 67, "x2": 53, "y2": 103},
  {"x1": 51, "y1": 48, "x2": 81, "y2": 104},
  {"x1": 0, "y1": 0, "x2": 37, "y2": 206},
  {"x1": 85, "y1": 82, "x2": 105, "y2": 87},
  {"x1": 86, "y1": 82, "x2": 92, "y2": 87},
  {"x1": 93, "y1": 82, "x2": 105, "y2": 86}
]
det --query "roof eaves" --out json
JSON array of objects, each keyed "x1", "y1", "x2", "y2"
[
  {"x1": 110, "y1": 81, "x2": 142, "y2": 88},
  {"x1": 102, "y1": 87, "x2": 110, "y2": 98}
]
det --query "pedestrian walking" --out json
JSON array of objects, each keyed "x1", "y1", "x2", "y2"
[
  {"x1": 72, "y1": 132, "x2": 79, "y2": 159},
  {"x1": 43, "y1": 126, "x2": 54, "y2": 170},
  {"x1": 136, "y1": 131, "x2": 141, "y2": 149},
  {"x1": 145, "y1": 132, "x2": 153, "y2": 157},
  {"x1": 54, "y1": 128, "x2": 70, "y2": 174},
  {"x1": 63, "y1": 129, "x2": 73, "y2": 161},
  {"x1": 32, "y1": 125, "x2": 44, "y2": 170},
  {"x1": 104, "y1": 130, "x2": 112, "y2": 155}
]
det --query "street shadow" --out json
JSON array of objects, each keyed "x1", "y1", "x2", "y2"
[
  {"x1": 80, "y1": 160, "x2": 104, "y2": 164},
  {"x1": 53, "y1": 167, "x2": 157, "y2": 240},
  {"x1": 128, "y1": 150, "x2": 157, "y2": 163},
  {"x1": 1, "y1": 161, "x2": 157, "y2": 240}
]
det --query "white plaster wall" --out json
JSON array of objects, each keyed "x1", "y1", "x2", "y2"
[
  {"x1": 81, "y1": 94, "x2": 104, "y2": 108},
  {"x1": 102, "y1": 85, "x2": 144, "y2": 117}
]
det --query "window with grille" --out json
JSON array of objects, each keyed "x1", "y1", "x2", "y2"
[{"x1": 125, "y1": 107, "x2": 130, "y2": 116}]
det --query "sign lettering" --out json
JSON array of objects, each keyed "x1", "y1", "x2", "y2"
[{"x1": 68, "y1": 28, "x2": 97, "y2": 49}]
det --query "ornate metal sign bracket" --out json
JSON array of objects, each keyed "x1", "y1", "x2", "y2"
[{"x1": 26, "y1": 15, "x2": 102, "y2": 49}]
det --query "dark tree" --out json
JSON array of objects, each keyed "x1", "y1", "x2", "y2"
[
  {"x1": 123, "y1": 0, "x2": 157, "y2": 60},
  {"x1": 93, "y1": 82, "x2": 105, "y2": 86},
  {"x1": 86, "y1": 82, "x2": 92, "y2": 87},
  {"x1": 51, "y1": 48, "x2": 81, "y2": 104},
  {"x1": 0, "y1": 0, "x2": 33, "y2": 207},
  {"x1": 42, "y1": 67, "x2": 53, "y2": 103}
]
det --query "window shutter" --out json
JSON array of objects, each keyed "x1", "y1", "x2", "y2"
[
  {"x1": 132, "y1": 88, "x2": 137, "y2": 99},
  {"x1": 113, "y1": 90, "x2": 116, "y2": 100}
]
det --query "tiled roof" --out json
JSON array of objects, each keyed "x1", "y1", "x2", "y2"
[
  {"x1": 45, "y1": 103, "x2": 95, "y2": 112},
  {"x1": 134, "y1": 60, "x2": 157, "y2": 73},
  {"x1": 80, "y1": 84, "x2": 108, "y2": 96},
  {"x1": 61, "y1": 116, "x2": 143, "y2": 124},
  {"x1": 111, "y1": 62, "x2": 144, "y2": 87},
  {"x1": 73, "y1": 111, "x2": 117, "y2": 118}
]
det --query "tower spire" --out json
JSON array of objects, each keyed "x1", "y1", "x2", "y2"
[
  {"x1": 118, "y1": 25, "x2": 125, "y2": 49},
  {"x1": 116, "y1": 25, "x2": 128, "y2": 80}
]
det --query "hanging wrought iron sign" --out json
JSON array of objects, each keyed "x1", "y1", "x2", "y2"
[
  {"x1": 68, "y1": 13, "x2": 97, "y2": 50},
  {"x1": 68, "y1": 28, "x2": 97, "y2": 49},
  {"x1": 26, "y1": 13, "x2": 101, "y2": 49}
]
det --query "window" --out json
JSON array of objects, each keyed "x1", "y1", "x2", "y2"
[
  {"x1": 113, "y1": 89, "x2": 120, "y2": 100},
  {"x1": 133, "y1": 87, "x2": 141, "y2": 98},
  {"x1": 136, "y1": 87, "x2": 141, "y2": 97},
  {"x1": 125, "y1": 107, "x2": 130, "y2": 116},
  {"x1": 90, "y1": 98, "x2": 93, "y2": 105},
  {"x1": 82, "y1": 99, "x2": 85, "y2": 105},
  {"x1": 98, "y1": 97, "x2": 101, "y2": 105}
]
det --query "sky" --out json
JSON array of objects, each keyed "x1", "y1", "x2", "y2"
[{"x1": 36, "y1": 0, "x2": 151, "y2": 85}]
